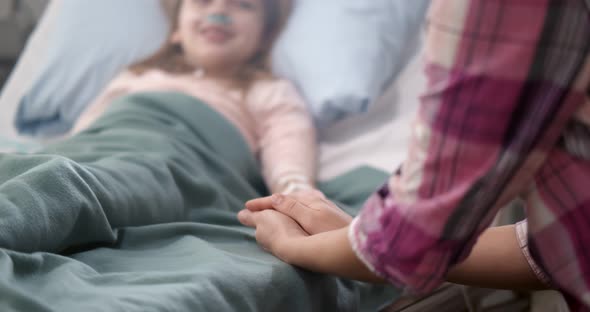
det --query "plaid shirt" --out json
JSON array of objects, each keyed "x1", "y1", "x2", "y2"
[{"x1": 350, "y1": 0, "x2": 590, "y2": 309}]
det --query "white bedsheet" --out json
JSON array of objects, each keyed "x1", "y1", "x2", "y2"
[{"x1": 318, "y1": 44, "x2": 425, "y2": 180}]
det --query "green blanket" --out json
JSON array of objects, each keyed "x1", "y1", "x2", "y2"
[{"x1": 0, "y1": 92, "x2": 399, "y2": 311}]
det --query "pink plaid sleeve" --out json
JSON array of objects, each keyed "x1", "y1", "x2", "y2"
[{"x1": 350, "y1": 0, "x2": 590, "y2": 294}]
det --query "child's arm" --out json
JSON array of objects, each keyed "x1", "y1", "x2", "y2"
[{"x1": 250, "y1": 80, "x2": 317, "y2": 194}]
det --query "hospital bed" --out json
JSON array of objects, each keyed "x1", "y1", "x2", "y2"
[{"x1": 0, "y1": 1, "x2": 412, "y2": 310}]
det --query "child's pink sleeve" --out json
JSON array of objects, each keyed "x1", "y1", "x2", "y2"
[
  {"x1": 249, "y1": 80, "x2": 317, "y2": 194},
  {"x1": 71, "y1": 71, "x2": 138, "y2": 134}
]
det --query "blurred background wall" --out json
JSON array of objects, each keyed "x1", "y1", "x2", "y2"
[{"x1": 0, "y1": 0, "x2": 48, "y2": 89}]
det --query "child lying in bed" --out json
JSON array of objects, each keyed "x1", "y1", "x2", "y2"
[{"x1": 73, "y1": 0, "x2": 315, "y2": 195}]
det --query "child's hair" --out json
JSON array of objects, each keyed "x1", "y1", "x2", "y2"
[{"x1": 130, "y1": 0, "x2": 292, "y2": 87}]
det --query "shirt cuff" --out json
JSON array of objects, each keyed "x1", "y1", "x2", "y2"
[
  {"x1": 281, "y1": 182, "x2": 312, "y2": 194},
  {"x1": 348, "y1": 217, "x2": 405, "y2": 288},
  {"x1": 515, "y1": 220, "x2": 552, "y2": 287},
  {"x1": 272, "y1": 173, "x2": 312, "y2": 194}
]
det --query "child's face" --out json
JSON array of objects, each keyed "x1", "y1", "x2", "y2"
[{"x1": 173, "y1": 0, "x2": 266, "y2": 74}]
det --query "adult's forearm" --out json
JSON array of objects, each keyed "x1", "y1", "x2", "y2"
[
  {"x1": 446, "y1": 225, "x2": 548, "y2": 290},
  {"x1": 281, "y1": 224, "x2": 548, "y2": 291},
  {"x1": 284, "y1": 227, "x2": 385, "y2": 284}
]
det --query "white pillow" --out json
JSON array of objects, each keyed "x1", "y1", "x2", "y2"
[
  {"x1": 10, "y1": 0, "x2": 171, "y2": 137},
  {"x1": 272, "y1": 0, "x2": 430, "y2": 127}
]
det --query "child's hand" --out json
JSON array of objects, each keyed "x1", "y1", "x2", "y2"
[
  {"x1": 241, "y1": 190, "x2": 353, "y2": 235},
  {"x1": 237, "y1": 208, "x2": 308, "y2": 262}
]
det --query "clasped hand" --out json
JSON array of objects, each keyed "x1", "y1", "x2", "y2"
[{"x1": 238, "y1": 190, "x2": 352, "y2": 262}]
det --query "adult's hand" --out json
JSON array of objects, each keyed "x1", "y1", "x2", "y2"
[{"x1": 242, "y1": 189, "x2": 353, "y2": 235}]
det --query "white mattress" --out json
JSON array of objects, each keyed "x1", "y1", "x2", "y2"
[{"x1": 0, "y1": 0, "x2": 426, "y2": 180}]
